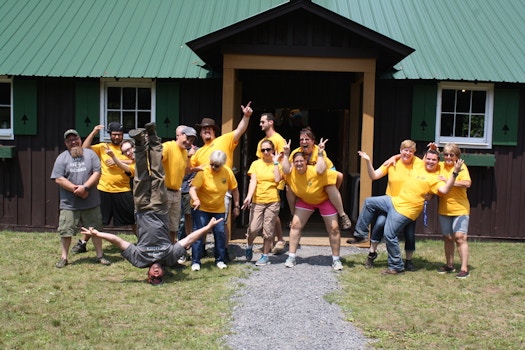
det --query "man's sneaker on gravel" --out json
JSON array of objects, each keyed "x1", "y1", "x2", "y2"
[
  {"x1": 404, "y1": 260, "x2": 415, "y2": 272},
  {"x1": 339, "y1": 214, "x2": 352, "y2": 230},
  {"x1": 455, "y1": 270, "x2": 470, "y2": 279},
  {"x1": 55, "y1": 258, "x2": 68, "y2": 268},
  {"x1": 437, "y1": 265, "x2": 456, "y2": 274},
  {"x1": 97, "y1": 256, "x2": 111, "y2": 266},
  {"x1": 284, "y1": 256, "x2": 296, "y2": 268},
  {"x1": 332, "y1": 259, "x2": 343, "y2": 271},
  {"x1": 255, "y1": 255, "x2": 270, "y2": 266},
  {"x1": 216, "y1": 261, "x2": 227, "y2": 269},
  {"x1": 365, "y1": 251, "x2": 377, "y2": 268},
  {"x1": 191, "y1": 263, "x2": 200, "y2": 271},
  {"x1": 245, "y1": 247, "x2": 253, "y2": 261},
  {"x1": 72, "y1": 240, "x2": 87, "y2": 253}
]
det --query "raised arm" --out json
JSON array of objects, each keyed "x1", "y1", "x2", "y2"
[
  {"x1": 358, "y1": 151, "x2": 386, "y2": 180},
  {"x1": 438, "y1": 159, "x2": 465, "y2": 195},
  {"x1": 281, "y1": 139, "x2": 292, "y2": 174},
  {"x1": 232, "y1": 101, "x2": 254, "y2": 142},
  {"x1": 315, "y1": 138, "x2": 329, "y2": 174},
  {"x1": 82, "y1": 125, "x2": 104, "y2": 148}
]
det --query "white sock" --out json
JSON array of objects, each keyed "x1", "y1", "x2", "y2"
[
  {"x1": 289, "y1": 253, "x2": 296, "y2": 258},
  {"x1": 332, "y1": 256, "x2": 340, "y2": 261}
]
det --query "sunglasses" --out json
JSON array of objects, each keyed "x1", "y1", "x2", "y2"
[
  {"x1": 211, "y1": 163, "x2": 221, "y2": 168},
  {"x1": 261, "y1": 148, "x2": 273, "y2": 153}
]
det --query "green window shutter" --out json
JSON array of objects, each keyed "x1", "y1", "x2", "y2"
[
  {"x1": 75, "y1": 80, "x2": 100, "y2": 137},
  {"x1": 411, "y1": 84, "x2": 437, "y2": 141},
  {"x1": 156, "y1": 81, "x2": 180, "y2": 139},
  {"x1": 493, "y1": 89, "x2": 519, "y2": 146},
  {"x1": 13, "y1": 78, "x2": 37, "y2": 135}
]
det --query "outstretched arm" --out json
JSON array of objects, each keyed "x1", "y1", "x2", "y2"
[
  {"x1": 82, "y1": 125, "x2": 104, "y2": 148},
  {"x1": 358, "y1": 151, "x2": 385, "y2": 180},
  {"x1": 81, "y1": 227, "x2": 131, "y2": 251},
  {"x1": 178, "y1": 217, "x2": 224, "y2": 249}
]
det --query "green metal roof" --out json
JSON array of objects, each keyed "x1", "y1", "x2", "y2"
[{"x1": 1, "y1": 0, "x2": 524, "y2": 82}]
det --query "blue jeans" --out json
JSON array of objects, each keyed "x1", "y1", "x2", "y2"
[
  {"x1": 371, "y1": 214, "x2": 416, "y2": 252},
  {"x1": 354, "y1": 196, "x2": 412, "y2": 271},
  {"x1": 191, "y1": 210, "x2": 226, "y2": 265}
]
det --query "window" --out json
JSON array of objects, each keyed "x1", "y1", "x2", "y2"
[
  {"x1": 436, "y1": 82, "x2": 494, "y2": 149},
  {"x1": 0, "y1": 77, "x2": 13, "y2": 140},
  {"x1": 101, "y1": 79, "x2": 155, "y2": 138}
]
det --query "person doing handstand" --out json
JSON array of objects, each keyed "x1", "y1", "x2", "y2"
[{"x1": 81, "y1": 122, "x2": 222, "y2": 285}]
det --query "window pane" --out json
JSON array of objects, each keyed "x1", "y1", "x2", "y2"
[
  {"x1": 138, "y1": 112, "x2": 151, "y2": 127},
  {"x1": 107, "y1": 87, "x2": 121, "y2": 109},
  {"x1": 0, "y1": 83, "x2": 10, "y2": 105},
  {"x1": 457, "y1": 114, "x2": 470, "y2": 137},
  {"x1": 0, "y1": 107, "x2": 10, "y2": 128},
  {"x1": 138, "y1": 88, "x2": 151, "y2": 109},
  {"x1": 470, "y1": 115, "x2": 485, "y2": 137},
  {"x1": 456, "y1": 90, "x2": 471, "y2": 113},
  {"x1": 441, "y1": 89, "x2": 456, "y2": 112},
  {"x1": 123, "y1": 112, "x2": 136, "y2": 131},
  {"x1": 471, "y1": 90, "x2": 486, "y2": 113},
  {"x1": 107, "y1": 111, "x2": 120, "y2": 125},
  {"x1": 440, "y1": 113, "x2": 455, "y2": 136},
  {"x1": 122, "y1": 88, "x2": 136, "y2": 109}
]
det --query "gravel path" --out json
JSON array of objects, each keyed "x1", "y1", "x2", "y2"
[{"x1": 223, "y1": 243, "x2": 373, "y2": 350}]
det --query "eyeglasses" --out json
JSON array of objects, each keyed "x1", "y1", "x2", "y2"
[
  {"x1": 261, "y1": 148, "x2": 272, "y2": 153},
  {"x1": 65, "y1": 137, "x2": 80, "y2": 144},
  {"x1": 211, "y1": 163, "x2": 221, "y2": 169},
  {"x1": 121, "y1": 147, "x2": 133, "y2": 155},
  {"x1": 443, "y1": 153, "x2": 455, "y2": 157}
]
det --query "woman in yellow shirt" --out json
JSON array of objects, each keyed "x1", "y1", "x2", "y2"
[
  {"x1": 282, "y1": 139, "x2": 343, "y2": 270},
  {"x1": 189, "y1": 150, "x2": 240, "y2": 271},
  {"x1": 242, "y1": 140, "x2": 283, "y2": 266},
  {"x1": 437, "y1": 143, "x2": 471, "y2": 278}
]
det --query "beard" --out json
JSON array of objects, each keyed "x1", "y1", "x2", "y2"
[{"x1": 70, "y1": 146, "x2": 83, "y2": 158}]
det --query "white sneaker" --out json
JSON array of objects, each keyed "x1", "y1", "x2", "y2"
[
  {"x1": 216, "y1": 261, "x2": 227, "y2": 269},
  {"x1": 177, "y1": 255, "x2": 187, "y2": 264},
  {"x1": 191, "y1": 263, "x2": 200, "y2": 271},
  {"x1": 332, "y1": 259, "x2": 344, "y2": 271}
]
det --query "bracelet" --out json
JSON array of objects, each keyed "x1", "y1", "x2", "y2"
[
  {"x1": 318, "y1": 151, "x2": 324, "y2": 157},
  {"x1": 274, "y1": 162, "x2": 279, "y2": 165},
  {"x1": 452, "y1": 172, "x2": 459, "y2": 178},
  {"x1": 83, "y1": 185, "x2": 89, "y2": 191}
]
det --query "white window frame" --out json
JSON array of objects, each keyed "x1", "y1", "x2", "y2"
[
  {"x1": 436, "y1": 82, "x2": 494, "y2": 149},
  {"x1": 0, "y1": 76, "x2": 13, "y2": 140},
  {"x1": 100, "y1": 78, "x2": 156, "y2": 141}
]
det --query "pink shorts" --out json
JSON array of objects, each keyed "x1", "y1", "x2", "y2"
[{"x1": 295, "y1": 198, "x2": 337, "y2": 216}]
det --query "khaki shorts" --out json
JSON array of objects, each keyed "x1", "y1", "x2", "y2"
[
  {"x1": 58, "y1": 207, "x2": 103, "y2": 237},
  {"x1": 167, "y1": 189, "x2": 182, "y2": 232}
]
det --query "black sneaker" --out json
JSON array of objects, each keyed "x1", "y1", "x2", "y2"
[
  {"x1": 72, "y1": 239, "x2": 87, "y2": 254},
  {"x1": 405, "y1": 260, "x2": 415, "y2": 272},
  {"x1": 437, "y1": 265, "x2": 456, "y2": 274},
  {"x1": 365, "y1": 252, "x2": 377, "y2": 268}
]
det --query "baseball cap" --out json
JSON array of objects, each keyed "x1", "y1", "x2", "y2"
[
  {"x1": 107, "y1": 122, "x2": 124, "y2": 132},
  {"x1": 64, "y1": 129, "x2": 80, "y2": 139},
  {"x1": 182, "y1": 126, "x2": 197, "y2": 138}
]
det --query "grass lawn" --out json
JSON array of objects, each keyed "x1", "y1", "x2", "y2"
[{"x1": 1, "y1": 231, "x2": 524, "y2": 349}]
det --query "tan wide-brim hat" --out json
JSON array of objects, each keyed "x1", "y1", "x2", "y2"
[{"x1": 195, "y1": 118, "x2": 220, "y2": 134}]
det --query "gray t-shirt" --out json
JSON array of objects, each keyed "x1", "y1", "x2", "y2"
[
  {"x1": 121, "y1": 211, "x2": 186, "y2": 268},
  {"x1": 50, "y1": 149, "x2": 101, "y2": 210}
]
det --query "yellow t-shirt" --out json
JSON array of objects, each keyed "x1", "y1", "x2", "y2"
[
  {"x1": 255, "y1": 132, "x2": 286, "y2": 159},
  {"x1": 438, "y1": 162, "x2": 471, "y2": 216},
  {"x1": 285, "y1": 166, "x2": 337, "y2": 205},
  {"x1": 191, "y1": 165, "x2": 238, "y2": 213},
  {"x1": 191, "y1": 131, "x2": 237, "y2": 169},
  {"x1": 391, "y1": 164, "x2": 444, "y2": 220},
  {"x1": 289, "y1": 145, "x2": 334, "y2": 170},
  {"x1": 90, "y1": 142, "x2": 132, "y2": 193},
  {"x1": 162, "y1": 141, "x2": 188, "y2": 191},
  {"x1": 247, "y1": 159, "x2": 282, "y2": 204},
  {"x1": 380, "y1": 157, "x2": 424, "y2": 196}
]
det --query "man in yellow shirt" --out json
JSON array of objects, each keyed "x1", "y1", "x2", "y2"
[{"x1": 162, "y1": 125, "x2": 190, "y2": 243}]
